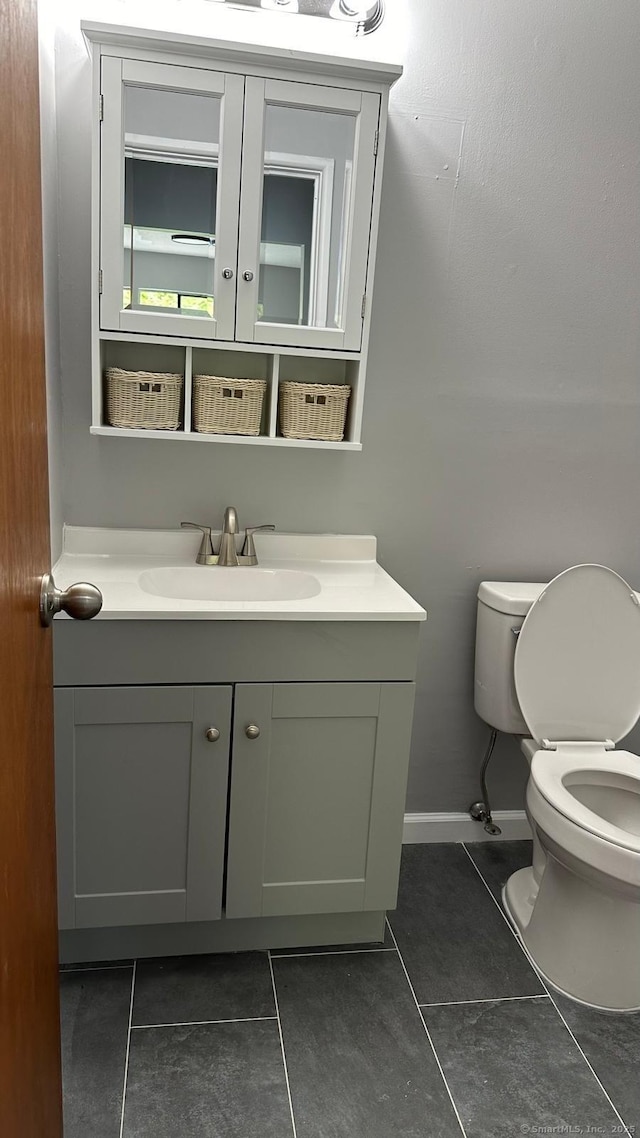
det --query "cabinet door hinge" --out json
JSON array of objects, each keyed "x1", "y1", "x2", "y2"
[
  {"x1": 99, "y1": 94, "x2": 104, "y2": 122},
  {"x1": 98, "y1": 269, "x2": 103, "y2": 294},
  {"x1": 373, "y1": 129, "x2": 379, "y2": 156},
  {"x1": 361, "y1": 293, "x2": 367, "y2": 319}
]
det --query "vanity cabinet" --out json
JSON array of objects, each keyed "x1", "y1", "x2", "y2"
[
  {"x1": 83, "y1": 22, "x2": 402, "y2": 449},
  {"x1": 54, "y1": 677, "x2": 413, "y2": 932},
  {"x1": 53, "y1": 618, "x2": 420, "y2": 957},
  {"x1": 226, "y1": 682, "x2": 414, "y2": 919},
  {"x1": 54, "y1": 686, "x2": 232, "y2": 929}
]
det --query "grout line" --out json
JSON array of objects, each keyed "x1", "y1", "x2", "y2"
[
  {"x1": 118, "y1": 959, "x2": 136, "y2": 1138},
  {"x1": 131, "y1": 1016, "x2": 277, "y2": 1030},
  {"x1": 272, "y1": 947, "x2": 396, "y2": 960},
  {"x1": 460, "y1": 845, "x2": 522, "y2": 917},
  {"x1": 385, "y1": 919, "x2": 468, "y2": 1138},
  {"x1": 419, "y1": 994, "x2": 550, "y2": 1009},
  {"x1": 460, "y1": 843, "x2": 539, "y2": 943},
  {"x1": 60, "y1": 963, "x2": 133, "y2": 972},
  {"x1": 268, "y1": 951, "x2": 298, "y2": 1138},
  {"x1": 460, "y1": 844, "x2": 633, "y2": 1137}
]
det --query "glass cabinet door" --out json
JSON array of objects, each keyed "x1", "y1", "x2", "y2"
[
  {"x1": 236, "y1": 78, "x2": 380, "y2": 351},
  {"x1": 100, "y1": 59, "x2": 244, "y2": 340}
]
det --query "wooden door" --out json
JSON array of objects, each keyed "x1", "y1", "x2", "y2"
[
  {"x1": 0, "y1": 1, "x2": 63, "y2": 1135},
  {"x1": 55, "y1": 686, "x2": 232, "y2": 929},
  {"x1": 225, "y1": 682, "x2": 415, "y2": 919}
]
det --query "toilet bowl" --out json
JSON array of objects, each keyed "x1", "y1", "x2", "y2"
[
  {"x1": 476, "y1": 564, "x2": 640, "y2": 1012},
  {"x1": 505, "y1": 743, "x2": 640, "y2": 1011}
]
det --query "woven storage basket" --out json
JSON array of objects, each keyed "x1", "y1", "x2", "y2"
[
  {"x1": 193, "y1": 375, "x2": 266, "y2": 436},
  {"x1": 105, "y1": 368, "x2": 183, "y2": 430},
  {"x1": 279, "y1": 382, "x2": 351, "y2": 441}
]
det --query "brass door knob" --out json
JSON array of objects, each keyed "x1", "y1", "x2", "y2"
[
  {"x1": 205, "y1": 727, "x2": 220, "y2": 742},
  {"x1": 245, "y1": 725, "x2": 260, "y2": 740}
]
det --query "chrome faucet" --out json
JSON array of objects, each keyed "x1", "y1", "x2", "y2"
[
  {"x1": 218, "y1": 506, "x2": 240, "y2": 567},
  {"x1": 181, "y1": 507, "x2": 274, "y2": 566}
]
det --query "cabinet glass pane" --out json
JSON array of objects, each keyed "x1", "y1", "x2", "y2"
[
  {"x1": 258, "y1": 104, "x2": 356, "y2": 330},
  {"x1": 123, "y1": 85, "x2": 221, "y2": 321}
]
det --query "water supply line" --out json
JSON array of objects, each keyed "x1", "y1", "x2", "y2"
[{"x1": 469, "y1": 727, "x2": 502, "y2": 835}]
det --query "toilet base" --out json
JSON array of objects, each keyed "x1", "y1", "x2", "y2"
[{"x1": 503, "y1": 861, "x2": 640, "y2": 1013}]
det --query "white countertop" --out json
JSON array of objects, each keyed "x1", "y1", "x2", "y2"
[{"x1": 53, "y1": 527, "x2": 427, "y2": 622}]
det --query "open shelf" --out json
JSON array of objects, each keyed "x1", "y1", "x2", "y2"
[
  {"x1": 95, "y1": 336, "x2": 364, "y2": 449},
  {"x1": 90, "y1": 425, "x2": 362, "y2": 450}
]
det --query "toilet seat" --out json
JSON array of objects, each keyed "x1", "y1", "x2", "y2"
[
  {"x1": 530, "y1": 746, "x2": 640, "y2": 853},
  {"x1": 514, "y1": 563, "x2": 640, "y2": 857}
]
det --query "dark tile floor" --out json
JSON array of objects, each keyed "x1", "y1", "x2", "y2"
[{"x1": 60, "y1": 841, "x2": 639, "y2": 1138}]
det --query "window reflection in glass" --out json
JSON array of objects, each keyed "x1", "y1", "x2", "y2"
[
  {"x1": 122, "y1": 287, "x2": 214, "y2": 317},
  {"x1": 257, "y1": 103, "x2": 356, "y2": 330},
  {"x1": 122, "y1": 85, "x2": 221, "y2": 320}
]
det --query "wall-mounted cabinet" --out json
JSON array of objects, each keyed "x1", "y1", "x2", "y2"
[{"x1": 84, "y1": 22, "x2": 401, "y2": 449}]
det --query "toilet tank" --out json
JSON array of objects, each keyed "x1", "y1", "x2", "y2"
[{"x1": 474, "y1": 581, "x2": 545, "y2": 734}]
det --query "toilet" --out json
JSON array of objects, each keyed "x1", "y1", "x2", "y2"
[{"x1": 475, "y1": 563, "x2": 640, "y2": 1012}]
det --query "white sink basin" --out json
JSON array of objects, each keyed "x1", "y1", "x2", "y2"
[{"x1": 138, "y1": 566, "x2": 322, "y2": 603}]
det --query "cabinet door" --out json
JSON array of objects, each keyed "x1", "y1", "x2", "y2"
[
  {"x1": 236, "y1": 78, "x2": 380, "y2": 351},
  {"x1": 226, "y1": 682, "x2": 415, "y2": 919},
  {"x1": 100, "y1": 58, "x2": 244, "y2": 340},
  {"x1": 55, "y1": 686, "x2": 232, "y2": 929}
]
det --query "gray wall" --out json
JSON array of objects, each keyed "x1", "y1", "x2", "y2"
[{"x1": 51, "y1": 1, "x2": 640, "y2": 813}]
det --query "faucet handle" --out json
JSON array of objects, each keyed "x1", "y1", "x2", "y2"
[
  {"x1": 241, "y1": 524, "x2": 276, "y2": 565},
  {"x1": 180, "y1": 521, "x2": 215, "y2": 565}
]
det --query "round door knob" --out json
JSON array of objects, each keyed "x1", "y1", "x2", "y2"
[
  {"x1": 245, "y1": 725, "x2": 260, "y2": 740},
  {"x1": 61, "y1": 582, "x2": 103, "y2": 620},
  {"x1": 39, "y1": 573, "x2": 103, "y2": 627},
  {"x1": 205, "y1": 727, "x2": 220, "y2": 742},
  {"x1": 242, "y1": 270, "x2": 254, "y2": 282},
  {"x1": 222, "y1": 268, "x2": 234, "y2": 280}
]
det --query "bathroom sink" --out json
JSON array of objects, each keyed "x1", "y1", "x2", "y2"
[{"x1": 138, "y1": 566, "x2": 322, "y2": 603}]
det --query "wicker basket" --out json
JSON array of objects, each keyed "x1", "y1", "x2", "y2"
[
  {"x1": 105, "y1": 368, "x2": 183, "y2": 430},
  {"x1": 279, "y1": 382, "x2": 351, "y2": 441},
  {"x1": 193, "y1": 375, "x2": 266, "y2": 436}
]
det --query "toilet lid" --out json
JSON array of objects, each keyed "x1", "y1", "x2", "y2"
[{"x1": 514, "y1": 564, "x2": 640, "y2": 745}]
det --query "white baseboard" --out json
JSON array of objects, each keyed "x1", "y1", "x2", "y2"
[{"x1": 403, "y1": 811, "x2": 531, "y2": 844}]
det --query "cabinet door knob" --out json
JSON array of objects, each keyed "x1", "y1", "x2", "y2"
[
  {"x1": 222, "y1": 268, "x2": 234, "y2": 280},
  {"x1": 205, "y1": 727, "x2": 220, "y2": 742},
  {"x1": 242, "y1": 270, "x2": 254, "y2": 282},
  {"x1": 245, "y1": 724, "x2": 260, "y2": 740}
]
